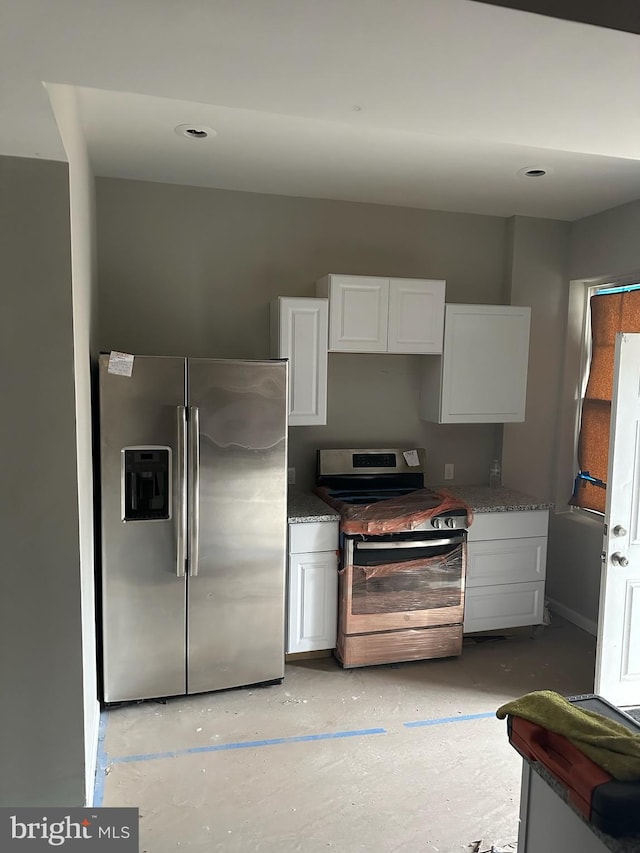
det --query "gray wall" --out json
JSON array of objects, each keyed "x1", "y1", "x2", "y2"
[
  {"x1": 0, "y1": 158, "x2": 636, "y2": 807},
  {"x1": 0, "y1": 156, "x2": 86, "y2": 805},
  {"x1": 496, "y1": 216, "x2": 602, "y2": 627},
  {"x1": 99, "y1": 176, "x2": 639, "y2": 630},
  {"x1": 96, "y1": 178, "x2": 507, "y2": 489},
  {"x1": 489, "y1": 205, "x2": 640, "y2": 632},
  {"x1": 543, "y1": 197, "x2": 640, "y2": 631},
  {"x1": 569, "y1": 199, "x2": 640, "y2": 281},
  {"x1": 502, "y1": 216, "x2": 570, "y2": 501}
]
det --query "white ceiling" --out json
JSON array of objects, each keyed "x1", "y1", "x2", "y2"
[{"x1": 3, "y1": 0, "x2": 640, "y2": 220}]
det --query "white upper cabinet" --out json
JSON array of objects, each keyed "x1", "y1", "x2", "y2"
[
  {"x1": 270, "y1": 297, "x2": 328, "y2": 426},
  {"x1": 316, "y1": 274, "x2": 445, "y2": 353},
  {"x1": 317, "y1": 275, "x2": 388, "y2": 351},
  {"x1": 420, "y1": 304, "x2": 531, "y2": 423},
  {"x1": 388, "y1": 278, "x2": 446, "y2": 353}
]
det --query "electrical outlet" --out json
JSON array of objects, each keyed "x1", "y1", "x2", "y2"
[
  {"x1": 287, "y1": 467, "x2": 296, "y2": 485},
  {"x1": 444, "y1": 463, "x2": 454, "y2": 480}
]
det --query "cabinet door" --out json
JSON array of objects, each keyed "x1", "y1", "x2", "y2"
[
  {"x1": 421, "y1": 304, "x2": 531, "y2": 423},
  {"x1": 441, "y1": 304, "x2": 530, "y2": 422},
  {"x1": 270, "y1": 297, "x2": 328, "y2": 425},
  {"x1": 464, "y1": 581, "x2": 544, "y2": 633},
  {"x1": 466, "y1": 537, "x2": 547, "y2": 588},
  {"x1": 320, "y1": 275, "x2": 388, "y2": 352},
  {"x1": 287, "y1": 551, "x2": 338, "y2": 653},
  {"x1": 387, "y1": 278, "x2": 445, "y2": 353}
]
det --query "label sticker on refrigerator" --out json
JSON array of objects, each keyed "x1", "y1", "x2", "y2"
[
  {"x1": 108, "y1": 351, "x2": 135, "y2": 377},
  {"x1": 403, "y1": 449, "x2": 420, "y2": 467}
]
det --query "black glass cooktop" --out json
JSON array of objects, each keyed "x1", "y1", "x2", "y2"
[{"x1": 327, "y1": 487, "x2": 426, "y2": 505}]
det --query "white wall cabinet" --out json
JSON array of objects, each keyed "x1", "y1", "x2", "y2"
[
  {"x1": 316, "y1": 274, "x2": 445, "y2": 353},
  {"x1": 421, "y1": 304, "x2": 531, "y2": 423},
  {"x1": 287, "y1": 521, "x2": 339, "y2": 654},
  {"x1": 464, "y1": 510, "x2": 548, "y2": 633},
  {"x1": 270, "y1": 297, "x2": 328, "y2": 426}
]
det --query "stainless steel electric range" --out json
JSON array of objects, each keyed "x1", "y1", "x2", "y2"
[{"x1": 315, "y1": 448, "x2": 471, "y2": 668}]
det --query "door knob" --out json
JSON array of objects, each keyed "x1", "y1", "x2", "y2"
[
  {"x1": 611, "y1": 552, "x2": 629, "y2": 567},
  {"x1": 613, "y1": 525, "x2": 628, "y2": 537}
]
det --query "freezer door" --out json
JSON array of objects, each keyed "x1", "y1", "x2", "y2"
[
  {"x1": 187, "y1": 359, "x2": 288, "y2": 694},
  {"x1": 99, "y1": 354, "x2": 187, "y2": 702}
]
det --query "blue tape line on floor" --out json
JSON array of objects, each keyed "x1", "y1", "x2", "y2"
[
  {"x1": 403, "y1": 711, "x2": 496, "y2": 728},
  {"x1": 93, "y1": 710, "x2": 109, "y2": 807},
  {"x1": 109, "y1": 726, "x2": 388, "y2": 765}
]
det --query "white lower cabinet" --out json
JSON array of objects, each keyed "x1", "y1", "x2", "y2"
[
  {"x1": 464, "y1": 510, "x2": 548, "y2": 633},
  {"x1": 287, "y1": 521, "x2": 339, "y2": 654}
]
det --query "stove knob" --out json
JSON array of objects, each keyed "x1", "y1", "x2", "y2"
[
  {"x1": 433, "y1": 517, "x2": 443, "y2": 529},
  {"x1": 445, "y1": 517, "x2": 456, "y2": 528}
]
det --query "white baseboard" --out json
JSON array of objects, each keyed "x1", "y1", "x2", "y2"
[{"x1": 546, "y1": 597, "x2": 598, "y2": 636}]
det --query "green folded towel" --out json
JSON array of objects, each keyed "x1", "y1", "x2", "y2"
[{"x1": 496, "y1": 690, "x2": 640, "y2": 782}]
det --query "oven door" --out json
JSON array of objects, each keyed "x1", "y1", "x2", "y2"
[{"x1": 340, "y1": 530, "x2": 466, "y2": 635}]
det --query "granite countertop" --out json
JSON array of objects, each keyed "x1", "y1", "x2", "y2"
[
  {"x1": 288, "y1": 484, "x2": 552, "y2": 522},
  {"x1": 287, "y1": 489, "x2": 340, "y2": 524},
  {"x1": 440, "y1": 484, "x2": 554, "y2": 513}
]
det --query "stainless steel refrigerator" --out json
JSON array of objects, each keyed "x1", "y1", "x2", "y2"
[{"x1": 98, "y1": 354, "x2": 288, "y2": 704}]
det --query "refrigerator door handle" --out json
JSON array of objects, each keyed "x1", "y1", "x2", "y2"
[
  {"x1": 176, "y1": 406, "x2": 187, "y2": 578},
  {"x1": 188, "y1": 406, "x2": 200, "y2": 577}
]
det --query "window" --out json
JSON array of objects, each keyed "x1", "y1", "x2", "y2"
[{"x1": 571, "y1": 284, "x2": 640, "y2": 513}]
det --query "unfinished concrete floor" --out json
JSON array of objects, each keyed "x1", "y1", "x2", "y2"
[{"x1": 98, "y1": 616, "x2": 596, "y2": 852}]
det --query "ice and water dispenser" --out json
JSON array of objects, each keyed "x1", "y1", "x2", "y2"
[{"x1": 122, "y1": 447, "x2": 171, "y2": 521}]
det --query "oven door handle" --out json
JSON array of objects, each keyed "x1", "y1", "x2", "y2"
[{"x1": 354, "y1": 537, "x2": 463, "y2": 550}]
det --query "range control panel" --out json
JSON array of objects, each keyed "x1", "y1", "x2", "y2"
[
  {"x1": 317, "y1": 447, "x2": 426, "y2": 478},
  {"x1": 352, "y1": 453, "x2": 396, "y2": 468}
]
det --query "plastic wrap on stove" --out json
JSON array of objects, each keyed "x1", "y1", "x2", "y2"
[
  {"x1": 346, "y1": 546, "x2": 464, "y2": 614},
  {"x1": 336, "y1": 543, "x2": 466, "y2": 668},
  {"x1": 336, "y1": 625, "x2": 463, "y2": 668},
  {"x1": 314, "y1": 487, "x2": 472, "y2": 534}
]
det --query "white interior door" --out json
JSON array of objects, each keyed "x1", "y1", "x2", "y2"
[{"x1": 595, "y1": 332, "x2": 640, "y2": 706}]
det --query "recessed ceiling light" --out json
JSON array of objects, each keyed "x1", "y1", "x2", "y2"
[
  {"x1": 174, "y1": 124, "x2": 217, "y2": 140},
  {"x1": 517, "y1": 166, "x2": 549, "y2": 178}
]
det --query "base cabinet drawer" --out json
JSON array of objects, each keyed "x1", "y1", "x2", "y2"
[
  {"x1": 467, "y1": 537, "x2": 547, "y2": 588},
  {"x1": 464, "y1": 582, "x2": 544, "y2": 633},
  {"x1": 468, "y1": 510, "x2": 549, "y2": 542},
  {"x1": 289, "y1": 520, "x2": 338, "y2": 554}
]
